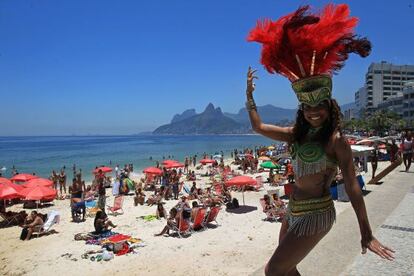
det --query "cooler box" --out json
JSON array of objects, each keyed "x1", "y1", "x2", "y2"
[
  {"x1": 357, "y1": 175, "x2": 365, "y2": 190},
  {"x1": 330, "y1": 185, "x2": 338, "y2": 200}
]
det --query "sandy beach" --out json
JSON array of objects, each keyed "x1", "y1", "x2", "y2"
[{"x1": 0, "y1": 160, "x2": 392, "y2": 276}]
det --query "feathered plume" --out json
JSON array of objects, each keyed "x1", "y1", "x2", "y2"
[{"x1": 247, "y1": 4, "x2": 371, "y2": 81}]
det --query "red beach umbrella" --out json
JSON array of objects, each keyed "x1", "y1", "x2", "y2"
[
  {"x1": 225, "y1": 176, "x2": 257, "y2": 187},
  {"x1": 20, "y1": 186, "x2": 57, "y2": 201},
  {"x1": 200, "y1": 159, "x2": 216, "y2": 165},
  {"x1": 143, "y1": 167, "x2": 163, "y2": 175},
  {"x1": 0, "y1": 177, "x2": 13, "y2": 186},
  {"x1": 0, "y1": 178, "x2": 23, "y2": 192},
  {"x1": 10, "y1": 173, "x2": 39, "y2": 182},
  {"x1": 23, "y1": 178, "x2": 53, "y2": 188},
  {"x1": 93, "y1": 166, "x2": 113, "y2": 174},
  {"x1": 164, "y1": 162, "x2": 185, "y2": 169},
  {"x1": 0, "y1": 184, "x2": 22, "y2": 200},
  {"x1": 225, "y1": 176, "x2": 257, "y2": 205},
  {"x1": 162, "y1": 160, "x2": 179, "y2": 165}
]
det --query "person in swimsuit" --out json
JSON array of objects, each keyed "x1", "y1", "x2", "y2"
[
  {"x1": 246, "y1": 4, "x2": 394, "y2": 275},
  {"x1": 94, "y1": 210, "x2": 116, "y2": 234},
  {"x1": 401, "y1": 131, "x2": 413, "y2": 172}
]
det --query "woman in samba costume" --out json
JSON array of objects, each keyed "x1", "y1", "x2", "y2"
[{"x1": 245, "y1": 4, "x2": 394, "y2": 275}]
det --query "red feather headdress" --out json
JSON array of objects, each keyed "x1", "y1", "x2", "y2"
[{"x1": 248, "y1": 4, "x2": 371, "y2": 106}]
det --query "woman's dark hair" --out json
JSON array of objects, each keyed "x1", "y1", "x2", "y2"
[{"x1": 291, "y1": 99, "x2": 342, "y2": 146}]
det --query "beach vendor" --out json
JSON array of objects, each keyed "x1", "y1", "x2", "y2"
[{"x1": 246, "y1": 4, "x2": 394, "y2": 275}]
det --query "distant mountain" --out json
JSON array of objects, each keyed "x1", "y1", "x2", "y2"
[
  {"x1": 153, "y1": 103, "x2": 247, "y2": 134},
  {"x1": 224, "y1": 104, "x2": 297, "y2": 126},
  {"x1": 171, "y1": 109, "x2": 197, "y2": 123}
]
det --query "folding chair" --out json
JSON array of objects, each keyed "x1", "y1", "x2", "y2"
[
  {"x1": 204, "y1": 206, "x2": 221, "y2": 229},
  {"x1": 0, "y1": 212, "x2": 22, "y2": 227},
  {"x1": 171, "y1": 213, "x2": 191, "y2": 238},
  {"x1": 191, "y1": 207, "x2": 207, "y2": 232},
  {"x1": 35, "y1": 210, "x2": 60, "y2": 238},
  {"x1": 107, "y1": 195, "x2": 124, "y2": 216}
]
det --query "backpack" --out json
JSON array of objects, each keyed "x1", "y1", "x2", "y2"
[
  {"x1": 20, "y1": 227, "x2": 28, "y2": 240},
  {"x1": 182, "y1": 208, "x2": 191, "y2": 219}
]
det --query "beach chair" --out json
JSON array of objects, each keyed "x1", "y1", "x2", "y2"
[
  {"x1": 183, "y1": 185, "x2": 191, "y2": 195},
  {"x1": 191, "y1": 207, "x2": 207, "y2": 232},
  {"x1": 172, "y1": 214, "x2": 191, "y2": 238},
  {"x1": 107, "y1": 195, "x2": 124, "y2": 216},
  {"x1": 204, "y1": 206, "x2": 221, "y2": 229},
  {"x1": 0, "y1": 212, "x2": 23, "y2": 227},
  {"x1": 85, "y1": 200, "x2": 100, "y2": 218},
  {"x1": 35, "y1": 210, "x2": 60, "y2": 238},
  {"x1": 213, "y1": 183, "x2": 223, "y2": 196}
]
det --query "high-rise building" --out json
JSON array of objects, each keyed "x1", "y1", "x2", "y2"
[
  {"x1": 355, "y1": 61, "x2": 414, "y2": 115},
  {"x1": 403, "y1": 82, "x2": 414, "y2": 126}
]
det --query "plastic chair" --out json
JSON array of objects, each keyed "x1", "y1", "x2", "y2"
[{"x1": 107, "y1": 196, "x2": 124, "y2": 216}]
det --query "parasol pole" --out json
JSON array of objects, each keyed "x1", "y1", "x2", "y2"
[{"x1": 242, "y1": 185, "x2": 245, "y2": 205}]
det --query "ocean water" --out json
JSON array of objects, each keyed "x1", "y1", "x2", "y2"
[{"x1": 0, "y1": 135, "x2": 275, "y2": 181}]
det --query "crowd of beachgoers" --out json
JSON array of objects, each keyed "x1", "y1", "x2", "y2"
[{"x1": 0, "y1": 131, "x2": 413, "y2": 274}]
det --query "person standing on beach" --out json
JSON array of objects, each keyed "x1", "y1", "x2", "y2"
[
  {"x1": 388, "y1": 139, "x2": 399, "y2": 163},
  {"x1": 401, "y1": 131, "x2": 413, "y2": 172},
  {"x1": 371, "y1": 145, "x2": 379, "y2": 180},
  {"x1": 59, "y1": 169, "x2": 67, "y2": 197},
  {"x1": 96, "y1": 169, "x2": 106, "y2": 210},
  {"x1": 246, "y1": 4, "x2": 394, "y2": 275}
]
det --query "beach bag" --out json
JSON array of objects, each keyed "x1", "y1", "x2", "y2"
[
  {"x1": 182, "y1": 208, "x2": 191, "y2": 219},
  {"x1": 20, "y1": 227, "x2": 28, "y2": 240},
  {"x1": 232, "y1": 198, "x2": 239, "y2": 209}
]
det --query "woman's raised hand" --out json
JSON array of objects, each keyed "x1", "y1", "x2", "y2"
[{"x1": 246, "y1": 66, "x2": 258, "y2": 95}]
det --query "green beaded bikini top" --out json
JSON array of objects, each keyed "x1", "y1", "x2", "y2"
[{"x1": 291, "y1": 129, "x2": 338, "y2": 178}]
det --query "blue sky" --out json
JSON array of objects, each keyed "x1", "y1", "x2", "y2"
[{"x1": 1, "y1": 0, "x2": 413, "y2": 135}]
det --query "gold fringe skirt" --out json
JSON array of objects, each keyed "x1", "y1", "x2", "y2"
[{"x1": 286, "y1": 194, "x2": 335, "y2": 237}]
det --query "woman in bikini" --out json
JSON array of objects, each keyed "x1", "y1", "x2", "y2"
[{"x1": 246, "y1": 4, "x2": 394, "y2": 275}]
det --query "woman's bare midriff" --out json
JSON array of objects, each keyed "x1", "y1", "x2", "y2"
[{"x1": 292, "y1": 169, "x2": 336, "y2": 200}]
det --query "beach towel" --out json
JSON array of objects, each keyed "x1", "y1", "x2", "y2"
[
  {"x1": 112, "y1": 182, "x2": 120, "y2": 196},
  {"x1": 43, "y1": 211, "x2": 60, "y2": 231},
  {"x1": 138, "y1": 214, "x2": 158, "y2": 222},
  {"x1": 124, "y1": 178, "x2": 135, "y2": 191},
  {"x1": 85, "y1": 200, "x2": 97, "y2": 208}
]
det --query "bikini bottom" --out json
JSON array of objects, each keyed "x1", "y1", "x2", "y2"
[{"x1": 286, "y1": 194, "x2": 336, "y2": 237}]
